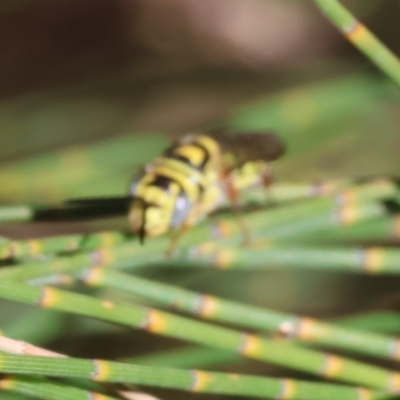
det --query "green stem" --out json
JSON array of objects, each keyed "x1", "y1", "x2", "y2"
[
  {"x1": 0, "y1": 354, "x2": 381, "y2": 400},
  {"x1": 0, "y1": 374, "x2": 117, "y2": 400},
  {"x1": 0, "y1": 280, "x2": 398, "y2": 390},
  {"x1": 312, "y1": 0, "x2": 400, "y2": 88},
  {"x1": 85, "y1": 269, "x2": 400, "y2": 362}
]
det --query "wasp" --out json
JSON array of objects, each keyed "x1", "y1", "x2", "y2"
[{"x1": 58, "y1": 131, "x2": 285, "y2": 254}]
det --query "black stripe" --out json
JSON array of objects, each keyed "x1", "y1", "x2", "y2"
[
  {"x1": 150, "y1": 175, "x2": 174, "y2": 192},
  {"x1": 149, "y1": 173, "x2": 202, "y2": 196},
  {"x1": 163, "y1": 141, "x2": 210, "y2": 172},
  {"x1": 190, "y1": 142, "x2": 210, "y2": 171},
  {"x1": 151, "y1": 170, "x2": 204, "y2": 198}
]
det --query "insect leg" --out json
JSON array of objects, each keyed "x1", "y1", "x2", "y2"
[
  {"x1": 165, "y1": 203, "x2": 202, "y2": 257},
  {"x1": 222, "y1": 171, "x2": 251, "y2": 246},
  {"x1": 165, "y1": 221, "x2": 191, "y2": 258},
  {"x1": 261, "y1": 164, "x2": 276, "y2": 206}
]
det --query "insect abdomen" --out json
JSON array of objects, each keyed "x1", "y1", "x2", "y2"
[{"x1": 129, "y1": 135, "x2": 219, "y2": 237}]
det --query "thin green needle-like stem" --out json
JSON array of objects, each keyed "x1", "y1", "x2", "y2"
[
  {"x1": 0, "y1": 280, "x2": 399, "y2": 390},
  {"x1": 173, "y1": 242, "x2": 400, "y2": 275},
  {"x1": 0, "y1": 354, "x2": 383, "y2": 400},
  {"x1": 0, "y1": 179, "x2": 394, "y2": 285},
  {"x1": 0, "y1": 374, "x2": 117, "y2": 400},
  {"x1": 0, "y1": 241, "x2": 164, "y2": 283},
  {"x1": 0, "y1": 199, "x2": 383, "y2": 285},
  {"x1": 132, "y1": 346, "x2": 238, "y2": 369},
  {"x1": 296, "y1": 215, "x2": 400, "y2": 244},
  {"x1": 0, "y1": 334, "x2": 160, "y2": 400},
  {"x1": 133, "y1": 310, "x2": 400, "y2": 369},
  {"x1": 84, "y1": 268, "x2": 400, "y2": 363},
  {"x1": 0, "y1": 231, "x2": 131, "y2": 259},
  {"x1": 312, "y1": 0, "x2": 400, "y2": 88}
]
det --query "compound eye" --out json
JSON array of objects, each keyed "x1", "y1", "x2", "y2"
[{"x1": 171, "y1": 192, "x2": 191, "y2": 228}]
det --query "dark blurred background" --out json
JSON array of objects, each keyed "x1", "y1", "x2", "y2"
[{"x1": 0, "y1": 0, "x2": 398, "y2": 162}]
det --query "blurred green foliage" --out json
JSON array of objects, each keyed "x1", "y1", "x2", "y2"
[{"x1": 1, "y1": 1, "x2": 400, "y2": 399}]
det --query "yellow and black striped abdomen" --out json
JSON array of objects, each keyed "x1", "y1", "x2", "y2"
[{"x1": 128, "y1": 134, "x2": 222, "y2": 240}]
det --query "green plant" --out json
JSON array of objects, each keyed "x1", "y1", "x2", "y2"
[{"x1": 1, "y1": 2, "x2": 400, "y2": 400}]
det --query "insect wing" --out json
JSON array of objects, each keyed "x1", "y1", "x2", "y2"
[{"x1": 209, "y1": 130, "x2": 286, "y2": 171}]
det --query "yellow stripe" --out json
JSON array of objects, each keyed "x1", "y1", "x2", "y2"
[
  {"x1": 84, "y1": 267, "x2": 104, "y2": 286},
  {"x1": 0, "y1": 244, "x2": 12, "y2": 259},
  {"x1": 190, "y1": 370, "x2": 213, "y2": 391},
  {"x1": 361, "y1": 247, "x2": 384, "y2": 273},
  {"x1": 92, "y1": 360, "x2": 110, "y2": 381},
  {"x1": 135, "y1": 183, "x2": 171, "y2": 208},
  {"x1": 174, "y1": 145, "x2": 205, "y2": 166},
  {"x1": 38, "y1": 287, "x2": 60, "y2": 308},
  {"x1": 101, "y1": 300, "x2": 115, "y2": 309},
  {"x1": 344, "y1": 21, "x2": 366, "y2": 40},
  {"x1": 0, "y1": 376, "x2": 14, "y2": 390},
  {"x1": 337, "y1": 190, "x2": 357, "y2": 225},
  {"x1": 296, "y1": 318, "x2": 318, "y2": 341},
  {"x1": 388, "y1": 373, "x2": 400, "y2": 392},
  {"x1": 356, "y1": 388, "x2": 372, "y2": 400},
  {"x1": 156, "y1": 157, "x2": 205, "y2": 183},
  {"x1": 152, "y1": 165, "x2": 201, "y2": 202},
  {"x1": 340, "y1": 204, "x2": 356, "y2": 225},
  {"x1": 278, "y1": 379, "x2": 296, "y2": 400},
  {"x1": 239, "y1": 334, "x2": 261, "y2": 356},
  {"x1": 389, "y1": 339, "x2": 400, "y2": 360},
  {"x1": 321, "y1": 355, "x2": 343, "y2": 378},
  {"x1": 214, "y1": 249, "x2": 235, "y2": 269},
  {"x1": 193, "y1": 135, "x2": 220, "y2": 157},
  {"x1": 197, "y1": 295, "x2": 218, "y2": 317},
  {"x1": 28, "y1": 240, "x2": 42, "y2": 256},
  {"x1": 145, "y1": 309, "x2": 168, "y2": 333},
  {"x1": 91, "y1": 393, "x2": 112, "y2": 400}
]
